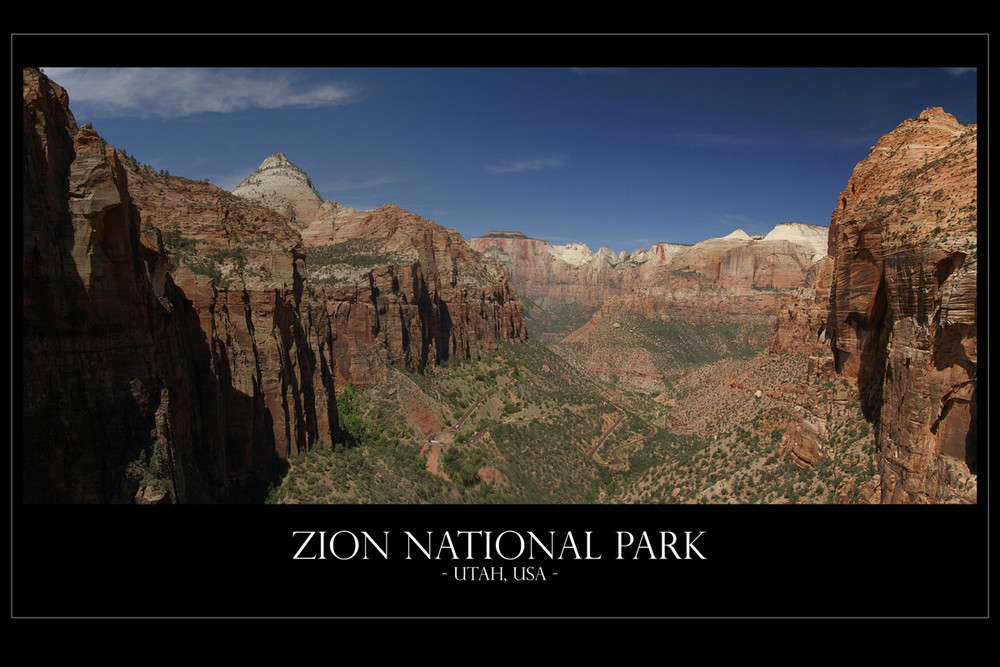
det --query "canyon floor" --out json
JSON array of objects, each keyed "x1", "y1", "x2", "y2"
[{"x1": 273, "y1": 318, "x2": 877, "y2": 505}]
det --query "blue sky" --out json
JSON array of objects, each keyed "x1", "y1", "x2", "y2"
[{"x1": 40, "y1": 58, "x2": 979, "y2": 252}]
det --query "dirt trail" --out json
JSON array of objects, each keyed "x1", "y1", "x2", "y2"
[
  {"x1": 420, "y1": 442, "x2": 452, "y2": 481},
  {"x1": 587, "y1": 404, "x2": 625, "y2": 460},
  {"x1": 586, "y1": 401, "x2": 657, "y2": 466},
  {"x1": 425, "y1": 368, "x2": 517, "y2": 448},
  {"x1": 605, "y1": 423, "x2": 657, "y2": 465}
]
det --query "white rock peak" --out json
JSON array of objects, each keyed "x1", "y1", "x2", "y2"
[
  {"x1": 547, "y1": 242, "x2": 594, "y2": 267},
  {"x1": 258, "y1": 152, "x2": 294, "y2": 169},
  {"x1": 231, "y1": 152, "x2": 332, "y2": 228},
  {"x1": 762, "y1": 222, "x2": 828, "y2": 258},
  {"x1": 232, "y1": 152, "x2": 321, "y2": 200}
]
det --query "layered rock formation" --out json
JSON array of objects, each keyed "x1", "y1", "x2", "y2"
[
  {"x1": 22, "y1": 71, "x2": 529, "y2": 503},
  {"x1": 233, "y1": 155, "x2": 528, "y2": 388},
  {"x1": 470, "y1": 224, "x2": 827, "y2": 339},
  {"x1": 231, "y1": 151, "x2": 339, "y2": 227},
  {"x1": 469, "y1": 231, "x2": 657, "y2": 308},
  {"x1": 772, "y1": 107, "x2": 978, "y2": 503},
  {"x1": 468, "y1": 231, "x2": 668, "y2": 340},
  {"x1": 561, "y1": 222, "x2": 829, "y2": 334},
  {"x1": 826, "y1": 107, "x2": 977, "y2": 503},
  {"x1": 22, "y1": 68, "x2": 340, "y2": 503}
]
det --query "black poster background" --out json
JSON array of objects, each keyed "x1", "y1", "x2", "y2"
[
  {"x1": 11, "y1": 33, "x2": 989, "y2": 621},
  {"x1": 11, "y1": 503, "x2": 988, "y2": 618}
]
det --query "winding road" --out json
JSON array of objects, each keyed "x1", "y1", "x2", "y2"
[{"x1": 585, "y1": 401, "x2": 657, "y2": 466}]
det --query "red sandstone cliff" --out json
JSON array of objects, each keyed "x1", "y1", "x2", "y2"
[
  {"x1": 234, "y1": 156, "x2": 528, "y2": 387},
  {"x1": 22, "y1": 68, "x2": 339, "y2": 503},
  {"x1": 772, "y1": 107, "x2": 977, "y2": 503},
  {"x1": 470, "y1": 224, "x2": 827, "y2": 340},
  {"x1": 827, "y1": 107, "x2": 977, "y2": 503},
  {"x1": 468, "y1": 231, "x2": 651, "y2": 311},
  {"x1": 22, "y1": 70, "x2": 528, "y2": 503}
]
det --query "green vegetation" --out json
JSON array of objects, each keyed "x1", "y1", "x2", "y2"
[
  {"x1": 268, "y1": 317, "x2": 879, "y2": 506},
  {"x1": 307, "y1": 240, "x2": 405, "y2": 269},
  {"x1": 519, "y1": 295, "x2": 599, "y2": 341},
  {"x1": 126, "y1": 432, "x2": 173, "y2": 496}
]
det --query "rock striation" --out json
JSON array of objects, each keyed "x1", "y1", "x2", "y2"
[
  {"x1": 471, "y1": 222, "x2": 829, "y2": 338},
  {"x1": 826, "y1": 107, "x2": 977, "y2": 503},
  {"x1": 22, "y1": 68, "x2": 341, "y2": 503},
  {"x1": 582, "y1": 222, "x2": 828, "y2": 329},
  {"x1": 231, "y1": 152, "x2": 338, "y2": 227},
  {"x1": 468, "y1": 231, "x2": 651, "y2": 312},
  {"x1": 772, "y1": 107, "x2": 978, "y2": 503},
  {"x1": 233, "y1": 156, "x2": 528, "y2": 388}
]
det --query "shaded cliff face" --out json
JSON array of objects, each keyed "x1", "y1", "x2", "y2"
[
  {"x1": 22, "y1": 68, "x2": 339, "y2": 503},
  {"x1": 824, "y1": 107, "x2": 977, "y2": 503},
  {"x1": 233, "y1": 155, "x2": 528, "y2": 387}
]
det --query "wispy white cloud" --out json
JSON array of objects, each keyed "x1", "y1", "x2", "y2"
[
  {"x1": 486, "y1": 156, "x2": 564, "y2": 174},
  {"x1": 326, "y1": 174, "x2": 399, "y2": 191},
  {"x1": 41, "y1": 68, "x2": 360, "y2": 119},
  {"x1": 944, "y1": 67, "x2": 976, "y2": 77}
]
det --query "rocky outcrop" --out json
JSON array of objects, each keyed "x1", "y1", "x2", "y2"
[
  {"x1": 824, "y1": 107, "x2": 977, "y2": 503},
  {"x1": 125, "y1": 165, "x2": 342, "y2": 479},
  {"x1": 769, "y1": 256, "x2": 835, "y2": 362},
  {"x1": 671, "y1": 223, "x2": 827, "y2": 289},
  {"x1": 771, "y1": 107, "x2": 977, "y2": 503},
  {"x1": 22, "y1": 68, "x2": 339, "y2": 503},
  {"x1": 234, "y1": 158, "x2": 528, "y2": 387}
]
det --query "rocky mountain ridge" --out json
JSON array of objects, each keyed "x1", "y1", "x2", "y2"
[
  {"x1": 473, "y1": 219, "x2": 832, "y2": 414},
  {"x1": 231, "y1": 154, "x2": 528, "y2": 388},
  {"x1": 473, "y1": 221, "x2": 829, "y2": 340},
  {"x1": 21, "y1": 69, "x2": 526, "y2": 503}
]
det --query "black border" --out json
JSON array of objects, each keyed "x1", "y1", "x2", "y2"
[{"x1": 11, "y1": 33, "x2": 989, "y2": 621}]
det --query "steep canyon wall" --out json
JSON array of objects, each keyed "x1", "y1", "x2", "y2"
[
  {"x1": 23, "y1": 68, "x2": 340, "y2": 503},
  {"x1": 235, "y1": 156, "x2": 528, "y2": 388},
  {"x1": 773, "y1": 107, "x2": 978, "y2": 503},
  {"x1": 21, "y1": 69, "x2": 526, "y2": 503}
]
